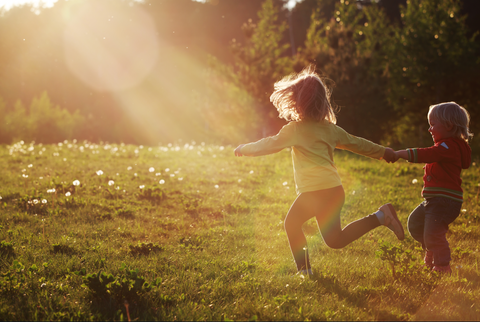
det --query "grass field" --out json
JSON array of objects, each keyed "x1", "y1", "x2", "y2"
[{"x1": 1, "y1": 140, "x2": 479, "y2": 321}]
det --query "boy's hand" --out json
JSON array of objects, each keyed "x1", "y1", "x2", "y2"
[
  {"x1": 383, "y1": 147, "x2": 398, "y2": 163},
  {"x1": 234, "y1": 144, "x2": 245, "y2": 157}
]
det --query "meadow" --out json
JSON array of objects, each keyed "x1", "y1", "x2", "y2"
[{"x1": 0, "y1": 140, "x2": 479, "y2": 321}]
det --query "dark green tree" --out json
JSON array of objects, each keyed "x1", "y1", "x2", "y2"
[
  {"x1": 297, "y1": 0, "x2": 394, "y2": 142},
  {"x1": 384, "y1": 0, "x2": 480, "y2": 147},
  {"x1": 229, "y1": 0, "x2": 293, "y2": 136}
]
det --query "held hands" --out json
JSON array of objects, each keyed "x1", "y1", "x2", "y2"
[
  {"x1": 234, "y1": 144, "x2": 245, "y2": 157},
  {"x1": 383, "y1": 147, "x2": 399, "y2": 163}
]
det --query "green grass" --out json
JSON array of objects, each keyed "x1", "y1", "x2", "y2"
[{"x1": 0, "y1": 140, "x2": 479, "y2": 321}]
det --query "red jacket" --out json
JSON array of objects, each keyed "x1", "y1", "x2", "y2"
[{"x1": 406, "y1": 137, "x2": 471, "y2": 202}]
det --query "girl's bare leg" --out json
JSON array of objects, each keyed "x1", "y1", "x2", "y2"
[{"x1": 284, "y1": 186, "x2": 381, "y2": 271}]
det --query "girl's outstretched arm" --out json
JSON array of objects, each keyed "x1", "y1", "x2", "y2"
[
  {"x1": 395, "y1": 150, "x2": 409, "y2": 160},
  {"x1": 383, "y1": 148, "x2": 398, "y2": 163},
  {"x1": 234, "y1": 144, "x2": 245, "y2": 157}
]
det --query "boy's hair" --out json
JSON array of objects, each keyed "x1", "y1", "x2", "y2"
[
  {"x1": 428, "y1": 102, "x2": 473, "y2": 143},
  {"x1": 270, "y1": 65, "x2": 337, "y2": 123}
]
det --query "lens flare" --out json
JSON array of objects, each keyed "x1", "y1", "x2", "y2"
[{"x1": 63, "y1": 1, "x2": 158, "y2": 92}]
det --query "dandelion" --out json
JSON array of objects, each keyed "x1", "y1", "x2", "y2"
[
  {"x1": 47, "y1": 188, "x2": 55, "y2": 193},
  {"x1": 96, "y1": 170, "x2": 104, "y2": 176},
  {"x1": 238, "y1": 179, "x2": 242, "y2": 183},
  {"x1": 42, "y1": 199, "x2": 47, "y2": 204},
  {"x1": 165, "y1": 168, "x2": 170, "y2": 172},
  {"x1": 28, "y1": 164, "x2": 33, "y2": 168},
  {"x1": 155, "y1": 173, "x2": 161, "y2": 176},
  {"x1": 0, "y1": 196, "x2": 2, "y2": 200},
  {"x1": 412, "y1": 179, "x2": 418, "y2": 184},
  {"x1": 108, "y1": 180, "x2": 115, "y2": 186},
  {"x1": 40, "y1": 283, "x2": 46, "y2": 288},
  {"x1": 116, "y1": 186, "x2": 120, "y2": 190},
  {"x1": 178, "y1": 177, "x2": 183, "y2": 181},
  {"x1": 283, "y1": 181, "x2": 288, "y2": 186},
  {"x1": 139, "y1": 185, "x2": 145, "y2": 189},
  {"x1": 127, "y1": 166, "x2": 132, "y2": 171},
  {"x1": 134, "y1": 173, "x2": 137, "y2": 177},
  {"x1": 159, "y1": 180, "x2": 165, "y2": 184},
  {"x1": 170, "y1": 174, "x2": 175, "y2": 177},
  {"x1": 214, "y1": 185, "x2": 219, "y2": 189},
  {"x1": 33, "y1": 199, "x2": 39, "y2": 204},
  {"x1": 249, "y1": 170, "x2": 254, "y2": 174},
  {"x1": 352, "y1": 190, "x2": 356, "y2": 195},
  {"x1": 65, "y1": 192, "x2": 71, "y2": 197},
  {"x1": 22, "y1": 174, "x2": 28, "y2": 178},
  {"x1": 462, "y1": 209, "x2": 467, "y2": 213},
  {"x1": 149, "y1": 167, "x2": 155, "y2": 172},
  {"x1": 239, "y1": 190, "x2": 242, "y2": 193},
  {"x1": 73, "y1": 180, "x2": 80, "y2": 186}
]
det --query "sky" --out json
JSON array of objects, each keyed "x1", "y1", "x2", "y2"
[{"x1": 0, "y1": 0, "x2": 300, "y2": 12}]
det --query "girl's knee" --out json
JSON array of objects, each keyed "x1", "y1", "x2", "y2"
[{"x1": 323, "y1": 237, "x2": 343, "y2": 249}]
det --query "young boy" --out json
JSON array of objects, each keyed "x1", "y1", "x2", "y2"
[{"x1": 394, "y1": 102, "x2": 472, "y2": 273}]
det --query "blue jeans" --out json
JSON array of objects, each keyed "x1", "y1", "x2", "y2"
[{"x1": 407, "y1": 197, "x2": 462, "y2": 266}]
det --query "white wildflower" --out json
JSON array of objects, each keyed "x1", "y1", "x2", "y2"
[
  {"x1": 96, "y1": 170, "x2": 104, "y2": 176},
  {"x1": 73, "y1": 180, "x2": 80, "y2": 186}
]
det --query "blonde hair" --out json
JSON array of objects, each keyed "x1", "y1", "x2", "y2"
[
  {"x1": 270, "y1": 65, "x2": 336, "y2": 123},
  {"x1": 428, "y1": 102, "x2": 473, "y2": 143}
]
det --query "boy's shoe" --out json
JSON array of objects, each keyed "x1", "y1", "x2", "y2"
[
  {"x1": 433, "y1": 264, "x2": 452, "y2": 274},
  {"x1": 379, "y1": 203, "x2": 405, "y2": 240},
  {"x1": 424, "y1": 250, "x2": 434, "y2": 269}
]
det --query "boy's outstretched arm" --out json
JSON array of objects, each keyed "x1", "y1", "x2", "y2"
[
  {"x1": 383, "y1": 147, "x2": 399, "y2": 163},
  {"x1": 234, "y1": 144, "x2": 245, "y2": 157}
]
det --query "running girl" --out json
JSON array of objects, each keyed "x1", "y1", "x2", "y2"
[{"x1": 234, "y1": 66, "x2": 404, "y2": 275}]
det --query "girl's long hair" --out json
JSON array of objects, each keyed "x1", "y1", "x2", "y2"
[{"x1": 270, "y1": 65, "x2": 337, "y2": 123}]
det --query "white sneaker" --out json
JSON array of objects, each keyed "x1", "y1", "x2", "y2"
[{"x1": 379, "y1": 203, "x2": 404, "y2": 240}]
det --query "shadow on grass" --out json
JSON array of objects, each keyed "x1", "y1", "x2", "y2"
[{"x1": 311, "y1": 273, "x2": 409, "y2": 321}]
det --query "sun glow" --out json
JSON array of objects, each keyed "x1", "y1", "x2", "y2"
[{"x1": 63, "y1": 1, "x2": 159, "y2": 92}]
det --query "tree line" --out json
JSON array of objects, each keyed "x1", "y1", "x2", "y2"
[{"x1": 0, "y1": 0, "x2": 479, "y2": 150}]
